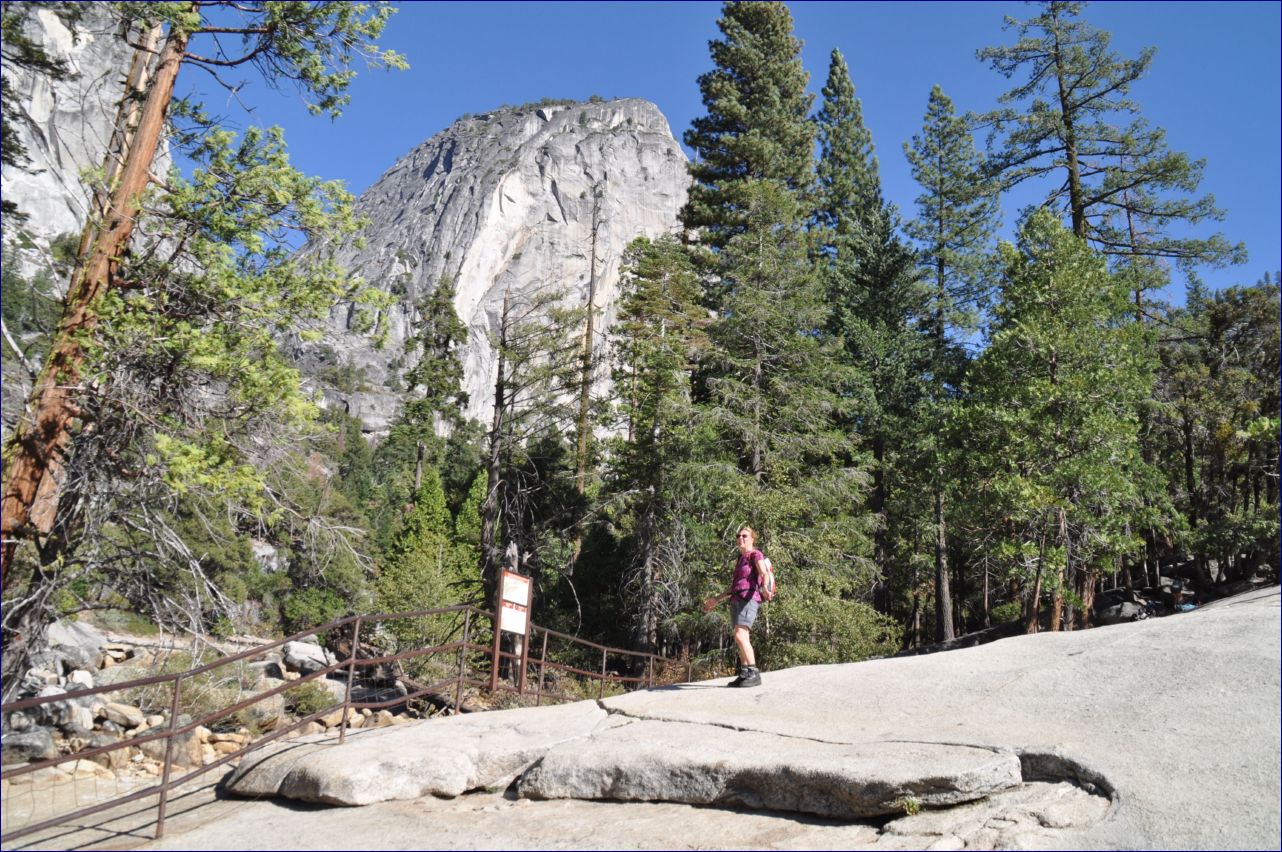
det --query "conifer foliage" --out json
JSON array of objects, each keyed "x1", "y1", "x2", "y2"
[{"x1": 681, "y1": 0, "x2": 814, "y2": 262}]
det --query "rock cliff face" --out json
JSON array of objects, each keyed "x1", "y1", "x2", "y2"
[
  {"x1": 1, "y1": 5, "x2": 133, "y2": 254},
  {"x1": 304, "y1": 98, "x2": 690, "y2": 432},
  {"x1": 1, "y1": 5, "x2": 137, "y2": 438}
]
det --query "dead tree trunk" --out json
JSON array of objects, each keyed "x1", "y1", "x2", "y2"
[
  {"x1": 570, "y1": 188, "x2": 603, "y2": 571},
  {"x1": 479, "y1": 290, "x2": 510, "y2": 603}
]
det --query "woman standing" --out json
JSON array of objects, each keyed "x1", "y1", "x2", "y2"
[{"x1": 703, "y1": 525, "x2": 766, "y2": 688}]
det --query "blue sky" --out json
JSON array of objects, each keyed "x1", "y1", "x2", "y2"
[{"x1": 194, "y1": 1, "x2": 1281, "y2": 292}]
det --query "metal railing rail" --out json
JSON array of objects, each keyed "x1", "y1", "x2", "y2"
[{"x1": 0, "y1": 605, "x2": 710, "y2": 844}]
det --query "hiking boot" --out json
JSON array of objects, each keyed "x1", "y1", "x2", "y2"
[
  {"x1": 726, "y1": 665, "x2": 748, "y2": 687},
  {"x1": 731, "y1": 666, "x2": 761, "y2": 688}
]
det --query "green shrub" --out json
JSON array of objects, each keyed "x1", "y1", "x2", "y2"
[
  {"x1": 282, "y1": 588, "x2": 346, "y2": 634},
  {"x1": 990, "y1": 601, "x2": 1022, "y2": 624},
  {"x1": 286, "y1": 680, "x2": 336, "y2": 717}
]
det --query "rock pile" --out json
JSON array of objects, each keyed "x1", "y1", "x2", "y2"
[{"x1": 1, "y1": 624, "x2": 417, "y2": 797}]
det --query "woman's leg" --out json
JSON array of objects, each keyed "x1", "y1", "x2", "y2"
[{"x1": 732, "y1": 625, "x2": 755, "y2": 666}]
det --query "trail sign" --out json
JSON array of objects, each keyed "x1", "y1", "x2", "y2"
[
  {"x1": 491, "y1": 569, "x2": 534, "y2": 693},
  {"x1": 499, "y1": 570, "x2": 531, "y2": 634}
]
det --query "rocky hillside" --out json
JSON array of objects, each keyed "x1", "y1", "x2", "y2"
[
  {"x1": 2, "y1": 7, "x2": 692, "y2": 438},
  {"x1": 1, "y1": 5, "x2": 138, "y2": 438},
  {"x1": 0, "y1": 5, "x2": 133, "y2": 253},
  {"x1": 300, "y1": 98, "x2": 691, "y2": 432}
]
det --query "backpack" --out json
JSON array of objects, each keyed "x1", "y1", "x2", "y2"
[{"x1": 753, "y1": 553, "x2": 777, "y2": 602}]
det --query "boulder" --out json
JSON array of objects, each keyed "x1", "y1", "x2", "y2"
[
  {"x1": 519, "y1": 720, "x2": 1022, "y2": 819},
  {"x1": 21, "y1": 668, "x2": 60, "y2": 694},
  {"x1": 2, "y1": 728, "x2": 58, "y2": 764},
  {"x1": 87, "y1": 733, "x2": 131, "y2": 770},
  {"x1": 248, "y1": 660, "x2": 287, "y2": 680},
  {"x1": 67, "y1": 669, "x2": 95, "y2": 689},
  {"x1": 28, "y1": 686, "x2": 90, "y2": 729},
  {"x1": 137, "y1": 715, "x2": 202, "y2": 768},
  {"x1": 95, "y1": 663, "x2": 152, "y2": 687},
  {"x1": 1096, "y1": 601, "x2": 1144, "y2": 625},
  {"x1": 225, "y1": 700, "x2": 608, "y2": 805},
  {"x1": 282, "y1": 641, "x2": 336, "y2": 675},
  {"x1": 4, "y1": 711, "x2": 34, "y2": 733},
  {"x1": 101, "y1": 702, "x2": 146, "y2": 728},
  {"x1": 60, "y1": 702, "x2": 95, "y2": 734},
  {"x1": 235, "y1": 680, "x2": 286, "y2": 728}
]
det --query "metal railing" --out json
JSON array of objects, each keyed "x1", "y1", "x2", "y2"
[{"x1": 0, "y1": 606, "x2": 711, "y2": 844}]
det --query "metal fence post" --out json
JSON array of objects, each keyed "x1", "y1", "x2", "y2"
[
  {"x1": 490, "y1": 574, "x2": 505, "y2": 693},
  {"x1": 599, "y1": 647, "x2": 607, "y2": 699},
  {"x1": 339, "y1": 617, "x2": 361, "y2": 745},
  {"x1": 154, "y1": 673, "x2": 183, "y2": 839},
  {"x1": 456, "y1": 610, "x2": 472, "y2": 712},
  {"x1": 535, "y1": 630, "x2": 549, "y2": 706}
]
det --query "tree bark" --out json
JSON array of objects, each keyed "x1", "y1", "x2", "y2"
[
  {"x1": 934, "y1": 474, "x2": 955, "y2": 641},
  {"x1": 1049, "y1": 5, "x2": 1086, "y2": 238},
  {"x1": 479, "y1": 290, "x2": 510, "y2": 603},
  {"x1": 570, "y1": 190, "x2": 602, "y2": 571},
  {"x1": 1, "y1": 25, "x2": 189, "y2": 585}
]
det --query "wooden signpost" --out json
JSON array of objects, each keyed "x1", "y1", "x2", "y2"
[{"x1": 490, "y1": 569, "x2": 533, "y2": 692}]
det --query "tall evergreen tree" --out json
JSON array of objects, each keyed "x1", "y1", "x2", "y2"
[
  {"x1": 606, "y1": 235, "x2": 707, "y2": 654},
  {"x1": 977, "y1": 1, "x2": 1244, "y2": 278},
  {"x1": 904, "y1": 85, "x2": 1000, "y2": 339},
  {"x1": 477, "y1": 285, "x2": 583, "y2": 604},
  {"x1": 681, "y1": 0, "x2": 814, "y2": 271},
  {"x1": 395, "y1": 273, "x2": 470, "y2": 495},
  {"x1": 903, "y1": 84, "x2": 1000, "y2": 641},
  {"x1": 959, "y1": 210, "x2": 1160, "y2": 632},
  {"x1": 814, "y1": 48, "x2": 930, "y2": 623},
  {"x1": 815, "y1": 49, "x2": 879, "y2": 244},
  {"x1": 1150, "y1": 283, "x2": 1280, "y2": 584},
  {"x1": 695, "y1": 178, "x2": 894, "y2": 666},
  {"x1": 376, "y1": 465, "x2": 479, "y2": 645}
]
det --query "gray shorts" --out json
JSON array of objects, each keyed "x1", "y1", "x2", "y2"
[{"x1": 730, "y1": 596, "x2": 760, "y2": 629}]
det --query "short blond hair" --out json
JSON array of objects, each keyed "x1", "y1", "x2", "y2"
[{"x1": 737, "y1": 525, "x2": 756, "y2": 544}]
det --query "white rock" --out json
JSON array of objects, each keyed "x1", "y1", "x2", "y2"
[
  {"x1": 282, "y1": 641, "x2": 335, "y2": 675},
  {"x1": 225, "y1": 700, "x2": 606, "y2": 805},
  {"x1": 67, "y1": 669, "x2": 95, "y2": 689},
  {"x1": 101, "y1": 702, "x2": 145, "y2": 728}
]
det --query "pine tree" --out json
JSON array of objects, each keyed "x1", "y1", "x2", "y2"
[
  {"x1": 377, "y1": 466, "x2": 479, "y2": 645},
  {"x1": 478, "y1": 285, "x2": 584, "y2": 604},
  {"x1": 814, "y1": 48, "x2": 930, "y2": 623},
  {"x1": 399, "y1": 273, "x2": 469, "y2": 493},
  {"x1": 904, "y1": 85, "x2": 999, "y2": 338},
  {"x1": 903, "y1": 85, "x2": 1000, "y2": 641},
  {"x1": 959, "y1": 210, "x2": 1159, "y2": 632},
  {"x1": 1150, "y1": 283, "x2": 1280, "y2": 583},
  {"x1": 977, "y1": 1, "x2": 1244, "y2": 275},
  {"x1": 607, "y1": 235, "x2": 707, "y2": 653},
  {"x1": 681, "y1": 1, "x2": 814, "y2": 267},
  {"x1": 697, "y1": 179, "x2": 891, "y2": 665},
  {"x1": 815, "y1": 49, "x2": 879, "y2": 249}
]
